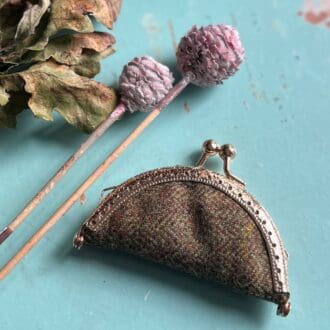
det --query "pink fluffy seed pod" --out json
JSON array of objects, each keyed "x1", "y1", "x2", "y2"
[
  {"x1": 119, "y1": 56, "x2": 175, "y2": 113},
  {"x1": 176, "y1": 24, "x2": 245, "y2": 87}
]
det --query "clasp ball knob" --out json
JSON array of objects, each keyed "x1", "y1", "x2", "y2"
[
  {"x1": 220, "y1": 144, "x2": 237, "y2": 159},
  {"x1": 277, "y1": 301, "x2": 291, "y2": 317},
  {"x1": 73, "y1": 233, "x2": 84, "y2": 250},
  {"x1": 203, "y1": 139, "x2": 221, "y2": 155}
]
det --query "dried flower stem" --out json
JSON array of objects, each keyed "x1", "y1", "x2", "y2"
[
  {"x1": 0, "y1": 77, "x2": 190, "y2": 280},
  {"x1": 0, "y1": 104, "x2": 126, "y2": 245}
]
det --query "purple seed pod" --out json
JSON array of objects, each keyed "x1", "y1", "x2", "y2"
[
  {"x1": 119, "y1": 56, "x2": 175, "y2": 113},
  {"x1": 176, "y1": 24, "x2": 245, "y2": 87}
]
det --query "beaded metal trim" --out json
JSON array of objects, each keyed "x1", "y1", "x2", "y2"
[{"x1": 85, "y1": 166, "x2": 289, "y2": 295}]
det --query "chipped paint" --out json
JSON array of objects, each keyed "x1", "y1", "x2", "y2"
[
  {"x1": 271, "y1": 19, "x2": 287, "y2": 37},
  {"x1": 299, "y1": 0, "x2": 330, "y2": 28},
  {"x1": 144, "y1": 289, "x2": 151, "y2": 301},
  {"x1": 141, "y1": 13, "x2": 161, "y2": 34},
  {"x1": 230, "y1": 13, "x2": 238, "y2": 27},
  {"x1": 245, "y1": 63, "x2": 268, "y2": 102},
  {"x1": 243, "y1": 100, "x2": 250, "y2": 111},
  {"x1": 141, "y1": 13, "x2": 163, "y2": 59},
  {"x1": 167, "y1": 19, "x2": 177, "y2": 53},
  {"x1": 79, "y1": 193, "x2": 86, "y2": 205},
  {"x1": 183, "y1": 101, "x2": 190, "y2": 112}
]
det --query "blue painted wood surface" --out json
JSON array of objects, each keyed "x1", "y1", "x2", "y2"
[{"x1": 1, "y1": 1, "x2": 329, "y2": 329}]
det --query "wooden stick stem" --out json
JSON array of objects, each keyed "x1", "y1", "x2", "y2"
[
  {"x1": 0, "y1": 77, "x2": 190, "y2": 281},
  {"x1": 0, "y1": 104, "x2": 126, "y2": 245}
]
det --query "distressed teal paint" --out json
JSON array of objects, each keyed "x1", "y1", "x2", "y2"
[{"x1": 0, "y1": 0, "x2": 329, "y2": 329}]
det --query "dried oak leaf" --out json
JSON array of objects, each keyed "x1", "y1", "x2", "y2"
[
  {"x1": 0, "y1": 0, "x2": 121, "y2": 64},
  {"x1": 0, "y1": 60, "x2": 117, "y2": 132},
  {"x1": 0, "y1": 74, "x2": 28, "y2": 127},
  {"x1": 0, "y1": 0, "x2": 51, "y2": 64},
  {"x1": 0, "y1": 0, "x2": 121, "y2": 131},
  {"x1": 14, "y1": 0, "x2": 50, "y2": 45},
  {"x1": 22, "y1": 60, "x2": 117, "y2": 132},
  {"x1": 31, "y1": 0, "x2": 122, "y2": 52},
  {"x1": 22, "y1": 32, "x2": 116, "y2": 78}
]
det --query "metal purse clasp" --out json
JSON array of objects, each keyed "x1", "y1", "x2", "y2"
[{"x1": 196, "y1": 139, "x2": 245, "y2": 186}]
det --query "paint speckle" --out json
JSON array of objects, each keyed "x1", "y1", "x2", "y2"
[
  {"x1": 141, "y1": 13, "x2": 162, "y2": 59},
  {"x1": 230, "y1": 13, "x2": 238, "y2": 27},
  {"x1": 79, "y1": 193, "x2": 86, "y2": 205},
  {"x1": 250, "y1": 82, "x2": 267, "y2": 101},
  {"x1": 167, "y1": 19, "x2": 177, "y2": 53},
  {"x1": 251, "y1": 13, "x2": 261, "y2": 32},
  {"x1": 243, "y1": 100, "x2": 250, "y2": 111},
  {"x1": 299, "y1": 0, "x2": 330, "y2": 28},
  {"x1": 279, "y1": 74, "x2": 288, "y2": 91},
  {"x1": 183, "y1": 101, "x2": 190, "y2": 113},
  {"x1": 144, "y1": 289, "x2": 151, "y2": 301},
  {"x1": 246, "y1": 63, "x2": 268, "y2": 101},
  {"x1": 141, "y1": 13, "x2": 161, "y2": 34},
  {"x1": 272, "y1": 19, "x2": 287, "y2": 37}
]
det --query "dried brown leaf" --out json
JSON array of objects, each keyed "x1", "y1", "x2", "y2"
[
  {"x1": 21, "y1": 60, "x2": 117, "y2": 132},
  {"x1": 23, "y1": 32, "x2": 116, "y2": 77},
  {"x1": 0, "y1": 0, "x2": 121, "y2": 131},
  {"x1": 31, "y1": 0, "x2": 122, "y2": 51},
  {"x1": 0, "y1": 74, "x2": 28, "y2": 127},
  {"x1": 0, "y1": 60, "x2": 117, "y2": 131},
  {"x1": 0, "y1": 0, "x2": 121, "y2": 63},
  {"x1": 14, "y1": 0, "x2": 50, "y2": 44}
]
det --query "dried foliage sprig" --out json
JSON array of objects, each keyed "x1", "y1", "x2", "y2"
[
  {"x1": 0, "y1": 56, "x2": 174, "y2": 245},
  {"x1": 0, "y1": 0, "x2": 122, "y2": 131},
  {"x1": 0, "y1": 24, "x2": 245, "y2": 280}
]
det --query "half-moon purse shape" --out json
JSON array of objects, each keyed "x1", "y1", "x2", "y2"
[{"x1": 74, "y1": 140, "x2": 290, "y2": 316}]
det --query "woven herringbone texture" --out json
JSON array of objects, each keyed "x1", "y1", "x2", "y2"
[{"x1": 82, "y1": 180, "x2": 275, "y2": 301}]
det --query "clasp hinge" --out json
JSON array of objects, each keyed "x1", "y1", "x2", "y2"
[{"x1": 196, "y1": 139, "x2": 245, "y2": 186}]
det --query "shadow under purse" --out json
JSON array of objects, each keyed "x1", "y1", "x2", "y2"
[{"x1": 73, "y1": 139, "x2": 290, "y2": 316}]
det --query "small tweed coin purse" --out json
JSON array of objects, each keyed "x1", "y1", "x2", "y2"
[{"x1": 74, "y1": 139, "x2": 290, "y2": 316}]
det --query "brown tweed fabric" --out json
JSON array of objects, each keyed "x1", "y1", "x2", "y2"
[{"x1": 80, "y1": 176, "x2": 280, "y2": 303}]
